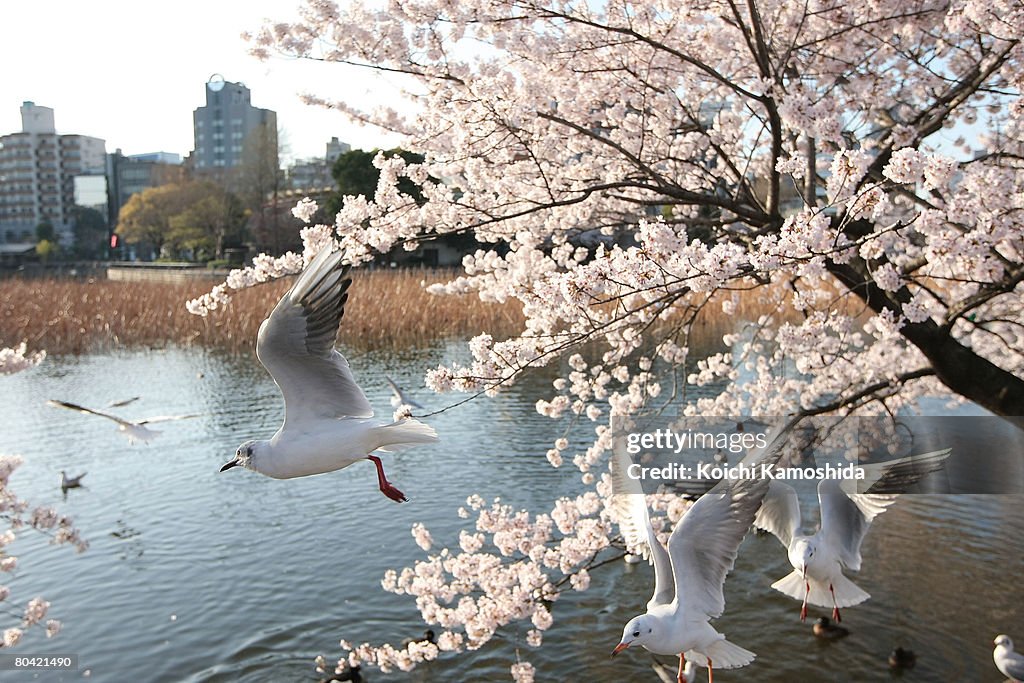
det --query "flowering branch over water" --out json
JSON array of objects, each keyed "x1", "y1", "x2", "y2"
[
  {"x1": 332, "y1": 489, "x2": 688, "y2": 676},
  {"x1": 0, "y1": 455, "x2": 87, "y2": 647}
]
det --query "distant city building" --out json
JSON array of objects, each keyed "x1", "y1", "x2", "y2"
[
  {"x1": 127, "y1": 151, "x2": 181, "y2": 165},
  {"x1": 191, "y1": 74, "x2": 277, "y2": 175},
  {"x1": 286, "y1": 136, "x2": 351, "y2": 191},
  {"x1": 326, "y1": 136, "x2": 350, "y2": 162},
  {"x1": 0, "y1": 102, "x2": 106, "y2": 244},
  {"x1": 105, "y1": 149, "x2": 184, "y2": 221}
]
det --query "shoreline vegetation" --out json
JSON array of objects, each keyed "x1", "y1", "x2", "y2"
[
  {"x1": 0, "y1": 269, "x2": 526, "y2": 355},
  {"x1": 1, "y1": 269, "x2": 806, "y2": 356}
]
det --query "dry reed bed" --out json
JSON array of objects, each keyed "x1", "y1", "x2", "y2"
[
  {"x1": 0, "y1": 269, "x2": 525, "y2": 355},
  {"x1": 1, "y1": 271, "x2": 848, "y2": 357}
]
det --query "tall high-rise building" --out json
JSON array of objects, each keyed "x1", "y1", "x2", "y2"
[
  {"x1": 191, "y1": 74, "x2": 277, "y2": 174},
  {"x1": 0, "y1": 102, "x2": 106, "y2": 244}
]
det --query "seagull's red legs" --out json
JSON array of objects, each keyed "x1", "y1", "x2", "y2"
[
  {"x1": 677, "y1": 653, "x2": 687, "y2": 683},
  {"x1": 800, "y1": 580, "x2": 810, "y2": 622},
  {"x1": 367, "y1": 455, "x2": 407, "y2": 503},
  {"x1": 707, "y1": 657, "x2": 713, "y2": 683},
  {"x1": 830, "y1": 583, "x2": 841, "y2": 622}
]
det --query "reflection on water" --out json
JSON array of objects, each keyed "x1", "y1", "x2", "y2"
[{"x1": 1, "y1": 346, "x2": 1022, "y2": 682}]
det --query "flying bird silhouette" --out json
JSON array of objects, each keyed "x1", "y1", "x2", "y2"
[
  {"x1": 46, "y1": 399, "x2": 199, "y2": 445},
  {"x1": 386, "y1": 375, "x2": 424, "y2": 410}
]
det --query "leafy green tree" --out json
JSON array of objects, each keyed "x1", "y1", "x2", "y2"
[
  {"x1": 35, "y1": 239, "x2": 57, "y2": 263},
  {"x1": 116, "y1": 184, "x2": 188, "y2": 256},
  {"x1": 167, "y1": 187, "x2": 247, "y2": 259},
  {"x1": 35, "y1": 221, "x2": 55, "y2": 243},
  {"x1": 70, "y1": 206, "x2": 109, "y2": 259},
  {"x1": 117, "y1": 182, "x2": 246, "y2": 260},
  {"x1": 323, "y1": 148, "x2": 426, "y2": 219}
]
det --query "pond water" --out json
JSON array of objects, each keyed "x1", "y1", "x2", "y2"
[{"x1": 1, "y1": 345, "x2": 1022, "y2": 682}]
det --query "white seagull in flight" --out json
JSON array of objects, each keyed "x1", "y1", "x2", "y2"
[
  {"x1": 46, "y1": 399, "x2": 198, "y2": 445},
  {"x1": 609, "y1": 431, "x2": 794, "y2": 682},
  {"x1": 386, "y1": 375, "x2": 424, "y2": 410},
  {"x1": 754, "y1": 448, "x2": 951, "y2": 622},
  {"x1": 220, "y1": 246, "x2": 438, "y2": 502}
]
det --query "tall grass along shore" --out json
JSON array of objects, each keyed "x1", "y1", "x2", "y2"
[{"x1": 0, "y1": 269, "x2": 525, "y2": 355}]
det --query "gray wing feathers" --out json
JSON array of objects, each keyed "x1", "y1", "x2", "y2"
[
  {"x1": 855, "y1": 448, "x2": 952, "y2": 494},
  {"x1": 668, "y1": 474, "x2": 770, "y2": 618},
  {"x1": 46, "y1": 400, "x2": 132, "y2": 427},
  {"x1": 256, "y1": 247, "x2": 373, "y2": 422},
  {"x1": 1003, "y1": 652, "x2": 1024, "y2": 680}
]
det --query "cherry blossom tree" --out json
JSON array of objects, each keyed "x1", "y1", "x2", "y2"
[{"x1": 189, "y1": 0, "x2": 1022, "y2": 677}]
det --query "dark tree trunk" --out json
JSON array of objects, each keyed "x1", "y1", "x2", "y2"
[{"x1": 826, "y1": 258, "x2": 1024, "y2": 431}]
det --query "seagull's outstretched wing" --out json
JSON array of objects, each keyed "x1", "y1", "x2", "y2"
[
  {"x1": 608, "y1": 445, "x2": 674, "y2": 608},
  {"x1": 668, "y1": 474, "x2": 770, "y2": 618},
  {"x1": 753, "y1": 480, "x2": 802, "y2": 549},
  {"x1": 818, "y1": 478, "x2": 896, "y2": 571},
  {"x1": 106, "y1": 396, "x2": 140, "y2": 408},
  {"x1": 138, "y1": 413, "x2": 201, "y2": 425},
  {"x1": 386, "y1": 375, "x2": 424, "y2": 409},
  {"x1": 845, "y1": 448, "x2": 952, "y2": 495},
  {"x1": 256, "y1": 247, "x2": 373, "y2": 425},
  {"x1": 47, "y1": 400, "x2": 133, "y2": 427},
  {"x1": 670, "y1": 416, "x2": 804, "y2": 499}
]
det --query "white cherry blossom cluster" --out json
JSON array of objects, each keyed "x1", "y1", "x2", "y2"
[
  {"x1": 330, "y1": 488, "x2": 650, "y2": 675},
  {"x1": 0, "y1": 455, "x2": 87, "y2": 647},
  {"x1": 0, "y1": 343, "x2": 45, "y2": 375}
]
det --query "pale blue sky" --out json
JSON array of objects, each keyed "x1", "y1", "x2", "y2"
[{"x1": 0, "y1": 0, "x2": 406, "y2": 162}]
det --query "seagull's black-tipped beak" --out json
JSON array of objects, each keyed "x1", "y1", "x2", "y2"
[
  {"x1": 611, "y1": 641, "x2": 631, "y2": 657},
  {"x1": 220, "y1": 460, "x2": 240, "y2": 472}
]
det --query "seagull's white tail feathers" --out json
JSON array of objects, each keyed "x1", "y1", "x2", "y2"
[
  {"x1": 770, "y1": 570, "x2": 808, "y2": 602},
  {"x1": 375, "y1": 419, "x2": 439, "y2": 453},
  {"x1": 771, "y1": 570, "x2": 870, "y2": 608},
  {"x1": 686, "y1": 638, "x2": 755, "y2": 669},
  {"x1": 826, "y1": 572, "x2": 871, "y2": 607}
]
